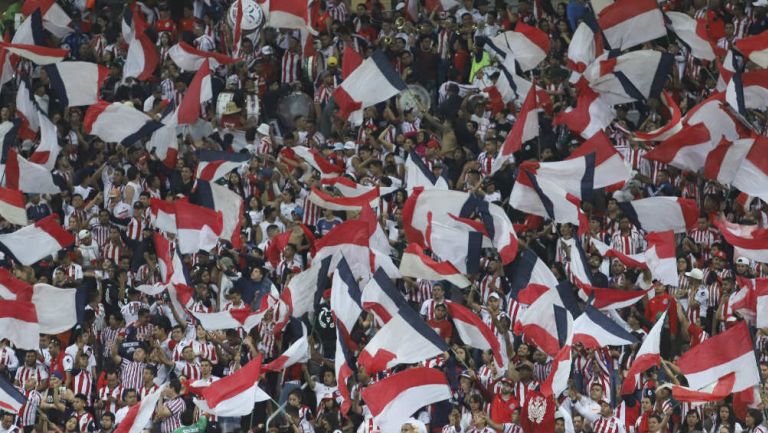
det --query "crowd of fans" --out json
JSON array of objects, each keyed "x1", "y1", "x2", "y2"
[{"x1": 0, "y1": 1, "x2": 767, "y2": 433}]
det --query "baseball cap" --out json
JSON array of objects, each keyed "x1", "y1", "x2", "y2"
[
  {"x1": 343, "y1": 141, "x2": 357, "y2": 150},
  {"x1": 261, "y1": 45, "x2": 274, "y2": 55},
  {"x1": 684, "y1": 268, "x2": 704, "y2": 280},
  {"x1": 736, "y1": 256, "x2": 750, "y2": 265},
  {"x1": 78, "y1": 229, "x2": 91, "y2": 240},
  {"x1": 488, "y1": 292, "x2": 501, "y2": 301}
]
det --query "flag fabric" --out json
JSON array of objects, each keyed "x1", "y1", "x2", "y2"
[
  {"x1": 193, "y1": 356, "x2": 267, "y2": 417},
  {"x1": 726, "y1": 68, "x2": 768, "y2": 115},
  {"x1": 0, "y1": 41, "x2": 67, "y2": 64},
  {"x1": 342, "y1": 44, "x2": 363, "y2": 78},
  {"x1": 232, "y1": 0, "x2": 244, "y2": 56},
  {"x1": 29, "y1": 111, "x2": 60, "y2": 170},
  {"x1": 0, "y1": 299, "x2": 39, "y2": 350},
  {"x1": 123, "y1": 22, "x2": 159, "y2": 81},
  {"x1": 361, "y1": 268, "x2": 407, "y2": 325},
  {"x1": 176, "y1": 59, "x2": 213, "y2": 125},
  {"x1": 597, "y1": 0, "x2": 666, "y2": 50},
  {"x1": 45, "y1": 61, "x2": 108, "y2": 107},
  {"x1": 554, "y1": 86, "x2": 615, "y2": 139},
  {"x1": 190, "y1": 180, "x2": 244, "y2": 249},
  {"x1": 267, "y1": 0, "x2": 314, "y2": 30},
  {"x1": 644, "y1": 231, "x2": 678, "y2": 286},
  {"x1": 0, "y1": 268, "x2": 32, "y2": 301},
  {"x1": 167, "y1": 41, "x2": 240, "y2": 71},
  {"x1": 403, "y1": 188, "x2": 519, "y2": 265},
  {"x1": 0, "y1": 214, "x2": 73, "y2": 265},
  {"x1": 282, "y1": 258, "x2": 329, "y2": 318},
  {"x1": 703, "y1": 136, "x2": 768, "y2": 202},
  {"x1": 114, "y1": 385, "x2": 164, "y2": 433},
  {"x1": 308, "y1": 187, "x2": 382, "y2": 212},
  {"x1": 399, "y1": 243, "x2": 471, "y2": 288},
  {"x1": 16, "y1": 79, "x2": 39, "y2": 139},
  {"x1": 446, "y1": 301, "x2": 505, "y2": 367},
  {"x1": 4, "y1": 148, "x2": 61, "y2": 194},
  {"x1": 31, "y1": 283, "x2": 80, "y2": 334},
  {"x1": 84, "y1": 101, "x2": 163, "y2": 145},
  {"x1": 0, "y1": 187, "x2": 28, "y2": 226},
  {"x1": 714, "y1": 218, "x2": 768, "y2": 263},
  {"x1": 0, "y1": 374, "x2": 25, "y2": 414},
  {"x1": 174, "y1": 200, "x2": 224, "y2": 254},
  {"x1": 191, "y1": 309, "x2": 260, "y2": 332},
  {"x1": 19, "y1": 2, "x2": 72, "y2": 39},
  {"x1": 758, "y1": 281, "x2": 768, "y2": 329},
  {"x1": 149, "y1": 198, "x2": 179, "y2": 234},
  {"x1": 495, "y1": 84, "x2": 541, "y2": 173},
  {"x1": 332, "y1": 51, "x2": 407, "y2": 125},
  {"x1": 314, "y1": 220, "x2": 388, "y2": 281},
  {"x1": 632, "y1": 91, "x2": 683, "y2": 142},
  {"x1": 675, "y1": 321, "x2": 760, "y2": 393},
  {"x1": 643, "y1": 123, "x2": 714, "y2": 172},
  {"x1": 405, "y1": 151, "x2": 449, "y2": 189},
  {"x1": 590, "y1": 237, "x2": 648, "y2": 269},
  {"x1": 735, "y1": 31, "x2": 768, "y2": 68},
  {"x1": 587, "y1": 50, "x2": 674, "y2": 106},
  {"x1": 360, "y1": 367, "x2": 451, "y2": 433},
  {"x1": 567, "y1": 21, "x2": 603, "y2": 78},
  {"x1": 358, "y1": 304, "x2": 449, "y2": 374},
  {"x1": 566, "y1": 131, "x2": 631, "y2": 190},
  {"x1": 620, "y1": 310, "x2": 667, "y2": 395},
  {"x1": 195, "y1": 150, "x2": 251, "y2": 182},
  {"x1": 572, "y1": 305, "x2": 638, "y2": 349},
  {"x1": 13, "y1": 9, "x2": 45, "y2": 46},
  {"x1": 540, "y1": 344, "x2": 572, "y2": 398},
  {"x1": 666, "y1": 12, "x2": 720, "y2": 61},
  {"x1": 262, "y1": 332, "x2": 309, "y2": 372},
  {"x1": 507, "y1": 248, "x2": 560, "y2": 305},
  {"x1": 330, "y1": 256, "x2": 363, "y2": 338},
  {"x1": 335, "y1": 328, "x2": 356, "y2": 415},
  {"x1": 511, "y1": 169, "x2": 588, "y2": 232},
  {"x1": 494, "y1": 55, "x2": 533, "y2": 103},
  {"x1": 485, "y1": 23, "x2": 550, "y2": 71},
  {"x1": 618, "y1": 197, "x2": 699, "y2": 234},
  {"x1": 292, "y1": 146, "x2": 344, "y2": 178},
  {"x1": 670, "y1": 372, "x2": 737, "y2": 403},
  {"x1": 515, "y1": 284, "x2": 575, "y2": 356}
]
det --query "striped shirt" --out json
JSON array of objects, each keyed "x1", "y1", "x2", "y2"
[
  {"x1": 15, "y1": 364, "x2": 48, "y2": 386},
  {"x1": 126, "y1": 217, "x2": 144, "y2": 241},
  {"x1": 139, "y1": 383, "x2": 159, "y2": 400},
  {"x1": 98, "y1": 384, "x2": 124, "y2": 415},
  {"x1": 119, "y1": 359, "x2": 146, "y2": 392},
  {"x1": 327, "y1": 1, "x2": 347, "y2": 23},
  {"x1": 610, "y1": 230, "x2": 644, "y2": 255},
  {"x1": 301, "y1": 194, "x2": 321, "y2": 227},
  {"x1": 592, "y1": 415, "x2": 626, "y2": 433},
  {"x1": 72, "y1": 370, "x2": 94, "y2": 405},
  {"x1": 174, "y1": 361, "x2": 202, "y2": 382},
  {"x1": 18, "y1": 389, "x2": 41, "y2": 426},
  {"x1": 281, "y1": 51, "x2": 302, "y2": 84},
  {"x1": 160, "y1": 397, "x2": 186, "y2": 433}
]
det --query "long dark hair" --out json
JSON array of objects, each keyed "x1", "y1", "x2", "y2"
[{"x1": 679, "y1": 410, "x2": 703, "y2": 433}]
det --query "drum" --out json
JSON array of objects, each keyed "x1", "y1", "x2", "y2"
[
  {"x1": 397, "y1": 84, "x2": 431, "y2": 117},
  {"x1": 227, "y1": 0, "x2": 265, "y2": 34},
  {"x1": 216, "y1": 91, "x2": 260, "y2": 123},
  {"x1": 277, "y1": 92, "x2": 313, "y2": 129}
]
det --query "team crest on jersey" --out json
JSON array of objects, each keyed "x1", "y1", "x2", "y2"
[{"x1": 527, "y1": 395, "x2": 547, "y2": 424}]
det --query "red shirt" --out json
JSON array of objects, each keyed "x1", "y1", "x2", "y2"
[
  {"x1": 490, "y1": 394, "x2": 519, "y2": 424},
  {"x1": 645, "y1": 294, "x2": 678, "y2": 335},
  {"x1": 179, "y1": 17, "x2": 196, "y2": 33},
  {"x1": 427, "y1": 319, "x2": 453, "y2": 342},
  {"x1": 155, "y1": 19, "x2": 177, "y2": 37}
]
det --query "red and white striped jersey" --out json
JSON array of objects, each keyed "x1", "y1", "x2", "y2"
[
  {"x1": 191, "y1": 340, "x2": 219, "y2": 365},
  {"x1": 174, "y1": 361, "x2": 202, "y2": 382},
  {"x1": 18, "y1": 389, "x2": 42, "y2": 427},
  {"x1": 327, "y1": 1, "x2": 347, "y2": 23},
  {"x1": 592, "y1": 415, "x2": 626, "y2": 433},
  {"x1": 119, "y1": 359, "x2": 146, "y2": 392},
  {"x1": 125, "y1": 217, "x2": 144, "y2": 241},
  {"x1": 72, "y1": 370, "x2": 94, "y2": 405},
  {"x1": 0, "y1": 346, "x2": 18, "y2": 371},
  {"x1": 15, "y1": 364, "x2": 48, "y2": 387},
  {"x1": 102, "y1": 241, "x2": 124, "y2": 264},
  {"x1": 437, "y1": 29, "x2": 452, "y2": 60},
  {"x1": 478, "y1": 275, "x2": 501, "y2": 304},
  {"x1": 256, "y1": 322, "x2": 277, "y2": 358},
  {"x1": 98, "y1": 384, "x2": 124, "y2": 415},
  {"x1": 609, "y1": 230, "x2": 644, "y2": 255},
  {"x1": 511, "y1": 380, "x2": 539, "y2": 404},
  {"x1": 139, "y1": 383, "x2": 159, "y2": 400},
  {"x1": 301, "y1": 194, "x2": 321, "y2": 228},
  {"x1": 281, "y1": 51, "x2": 302, "y2": 84}
]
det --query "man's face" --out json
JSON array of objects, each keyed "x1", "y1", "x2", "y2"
[
  {"x1": 2, "y1": 415, "x2": 13, "y2": 429},
  {"x1": 125, "y1": 391, "x2": 138, "y2": 406},
  {"x1": 101, "y1": 416, "x2": 113, "y2": 430},
  {"x1": 25, "y1": 351, "x2": 36, "y2": 366},
  {"x1": 590, "y1": 384, "x2": 603, "y2": 401}
]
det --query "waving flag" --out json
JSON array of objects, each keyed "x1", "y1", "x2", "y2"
[
  {"x1": 704, "y1": 136, "x2": 768, "y2": 202},
  {"x1": 191, "y1": 309, "x2": 261, "y2": 332},
  {"x1": 587, "y1": 50, "x2": 674, "y2": 106},
  {"x1": 405, "y1": 151, "x2": 449, "y2": 189},
  {"x1": 168, "y1": 41, "x2": 240, "y2": 71},
  {"x1": 292, "y1": 146, "x2": 344, "y2": 178},
  {"x1": 361, "y1": 367, "x2": 451, "y2": 433},
  {"x1": 149, "y1": 198, "x2": 179, "y2": 234},
  {"x1": 515, "y1": 283, "x2": 576, "y2": 356},
  {"x1": 0, "y1": 269, "x2": 32, "y2": 301},
  {"x1": 177, "y1": 59, "x2": 213, "y2": 125},
  {"x1": 20, "y1": 0, "x2": 72, "y2": 38},
  {"x1": 573, "y1": 305, "x2": 638, "y2": 349},
  {"x1": 726, "y1": 68, "x2": 768, "y2": 115},
  {"x1": 335, "y1": 328, "x2": 356, "y2": 415},
  {"x1": 31, "y1": 283, "x2": 81, "y2": 334},
  {"x1": 644, "y1": 231, "x2": 678, "y2": 286},
  {"x1": 358, "y1": 304, "x2": 449, "y2": 374},
  {"x1": 263, "y1": 332, "x2": 309, "y2": 372},
  {"x1": 485, "y1": 23, "x2": 550, "y2": 71},
  {"x1": 676, "y1": 321, "x2": 760, "y2": 393},
  {"x1": 495, "y1": 84, "x2": 541, "y2": 172},
  {"x1": 735, "y1": 31, "x2": 768, "y2": 68},
  {"x1": 399, "y1": 244, "x2": 470, "y2": 288},
  {"x1": 0, "y1": 374, "x2": 25, "y2": 414},
  {"x1": 28, "y1": 111, "x2": 59, "y2": 171},
  {"x1": 190, "y1": 180, "x2": 244, "y2": 249},
  {"x1": 403, "y1": 188, "x2": 519, "y2": 265},
  {"x1": 0, "y1": 214, "x2": 73, "y2": 265},
  {"x1": 361, "y1": 268, "x2": 407, "y2": 325},
  {"x1": 115, "y1": 385, "x2": 164, "y2": 433},
  {"x1": 511, "y1": 169, "x2": 587, "y2": 232},
  {"x1": 309, "y1": 186, "x2": 383, "y2": 212},
  {"x1": 174, "y1": 200, "x2": 223, "y2": 254},
  {"x1": 597, "y1": 0, "x2": 665, "y2": 50},
  {"x1": 0, "y1": 300, "x2": 39, "y2": 350},
  {"x1": 194, "y1": 356, "x2": 267, "y2": 416},
  {"x1": 541, "y1": 344, "x2": 572, "y2": 398},
  {"x1": 633, "y1": 91, "x2": 683, "y2": 142},
  {"x1": 666, "y1": 12, "x2": 720, "y2": 61},
  {"x1": 45, "y1": 62, "x2": 108, "y2": 107},
  {"x1": 330, "y1": 257, "x2": 363, "y2": 339},
  {"x1": 670, "y1": 372, "x2": 736, "y2": 403},
  {"x1": 0, "y1": 42, "x2": 67, "y2": 64},
  {"x1": 0, "y1": 187, "x2": 28, "y2": 226},
  {"x1": 620, "y1": 310, "x2": 667, "y2": 395},
  {"x1": 758, "y1": 282, "x2": 768, "y2": 329},
  {"x1": 267, "y1": 0, "x2": 316, "y2": 30},
  {"x1": 123, "y1": 22, "x2": 159, "y2": 81},
  {"x1": 84, "y1": 101, "x2": 163, "y2": 145},
  {"x1": 590, "y1": 237, "x2": 647, "y2": 270},
  {"x1": 507, "y1": 248, "x2": 560, "y2": 303},
  {"x1": 314, "y1": 220, "x2": 392, "y2": 281},
  {"x1": 714, "y1": 218, "x2": 768, "y2": 263},
  {"x1": 567, "y1": 21, "x2": 603, "y2": 78},
  {"x1": 618, "y1": 197, "x2": 698, "y2": 234},
  {"x1": 342, "y1": 44, "x2": 363, "y2": 78},
  {"x1": 16, "y1": 79, "x2": 39, "y2": 139},
  {"x1": 555, "y1": 87, "x2": 615, "y2": 139},
  {"x1": 643, "y1": 123, "x2": 713, "y2": 172},
  {"x1": 282, "y1": 258, "x2": 330, "y2": 318},
  {"x1": 13, "y1": 9, "x2": 45, "y2": 46},
  {"x1": 195, "y1": 150, "x2": 250, "y2": 182},
  {"x1": 446, "y1": 301, "x2": 505, "y2": 367},
  {"x1": 333, "y1": 51, "x2": 406, "y2": 125}
]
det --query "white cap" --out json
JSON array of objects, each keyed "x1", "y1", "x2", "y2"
[
  {"x1": 257, "y1": 123, "x2": 270, "y2": 135},
  {"x1": 395, "y1": 2, "x2": 405, "y2": 10},
  {"x1": 261, "y1": 45, "x2": 274, "y2": 55},
  {"x1": 736, "y1": 256, "x2": 750, "y2": 265},
  {"x1": 343, "y1": 141, "x2": 357, "y2": 150},
  {"x1": 684, "y1": 268, "x2": 704, "y2": 280},
  {"x1": 78, "y1": 229, "x2": 91, "y2": 240}
]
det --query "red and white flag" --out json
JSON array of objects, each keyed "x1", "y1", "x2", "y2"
[
  {"x1": 361, "y1": 268, "x2": 407, "y2": 326},
  {"x1": 704, "y1": 136, "x2": 768, "y2": 203},
  {"x1": 0, "y1": 187, "x2": 28, "y2": 226},
  {"x1": 573, "y1": 305, "x2": 638, "y2": 349},
  {"x1": 84, "y1": 101, "x2": 163, "y2": 145},
  {"x1": 399, "y1": 243, "x2": 470, "y2": 288},
  {"x1": 670, "y1": 372, "x2": 736, "y2": 403},
  {"x1": 114, "y1": 384, "x2": 164, "y2": 433},
  {"x1": 714, "y1": 218, "x2": 768, "y2": 263},
  {"x1": 123, "y1": 24, "x2": 159, "y2": 81},
  {"x1": 176, "y1": 59, "x2": 213, "y2": 125},
  {"x1": 485, "y1": 23, "x2": 550, "y2": 71},
  {"x1": 644, "y1": 231, "x2": 678, "y2": 286},
  {"x1": 541, "y1": 344, "x2": 572, "y2": 398},
  {"x1": 597, "y1": 0, "x2": 666, "y2": 50},
  {"x1": 309, "y1": 187, "x2": 382, "y2": 212},
  {"x1": 0, "y1": 300, "x2": 39, "y2": 350},
  {"x1": 567, "y1": 22, "x2": 604, "y2": 79},
  {"x1": 195, "y1": 150, "x2": 250, "y2": 182},
  {"x1": 174, "y1": 200, "x2": 223, "y2": 254},
  {"x1": 262, "y1": 332, "x2": 309, "y2": 372},
  {"x1": 675, "y1": 321, "x2": 760, "y2": 393},
  {"x1": 341, "y1": 44, "x2": 362, "y2": 79},
  {"x1": 617, "y1": 197, "x2": 699, "y2": 234},
  {"x1": 0, "y1": 268, "x2": 32, "y2": 301},
  {"x1": 31, "y1": 283, "x2": 79, "y2": 334},
  {"x1": 735, "y1": 31, "x2": 768, "y2": 69},
  {"x1": 666, "y1": 12, "x2": 720, "y2": 61},
  {"x1": 292, "y1": 146, "x2": 344, "y2": 178},
  {"x1": 644, "y1": 123, "x2": 713, "y2": 172},
  {"x1": 267, "y1": 0, "x2": 314, "y2": 31},
  {"x1": 515, "y1": 286, "x2": 574, "y2": 356},
  {"x1": 149, "y1": 198, "x2": 179, "y2": 234},
  {"x1": 360, "y1": 367, "x2": 451, "y2": 433},
  {"x1": 0, "y1": 42, "x2": 67, "y2": 64},
  {"x1": 281, "y1": 262, "x2": 325, "y2": 319},
  {"x1": 168, "y1": 41, "x2": 240, "y2": 71},
  {"x1": 191, "y1": 309, "x2": 260, "y2": 332},
  {"x1": 29, "y1": 111, "x2": 60, "y2": 170},
  {"x1": 20, "y1": 0, "x2": 72, "y2": 38},
  {"x1": 0, "y1": 214, "x2": 73, "y2": 265},
  {"x1": 726, "y1": 68, "x2": 768, "y2": 114},
  {"x1": 194, "y1": 356, "x2": 269, "y2": 416},
  {"x1": 446, "y1": 301, "x2": 506, "y2": 368},
  {"x1": 16, "y1": 79, "x2": 39, "y2": 139},
  {"x1": 45, "y1": 61, "x2": 108, "y2": 108},
  {"x1": 511, "y1": 169, "x2": 588, "y2": 233},
  {"x1": 620, "y1": 310, "x2": 666, "y2": 395},
  {"x1": 633, "y1": 91, "x2": 683, "y2": 142},
  {"x1": 495, "y1": 84, "x2": 541, "y2": 173},
  {"x1": 554, "y1": 86, "x2": 615, "y2": 139},
  {"x1": 587, "y1": 50, "x2": 673, "y2": 106},
  {"x1": 232, "y1": 0, "x2": 244, "y2": 56}
]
